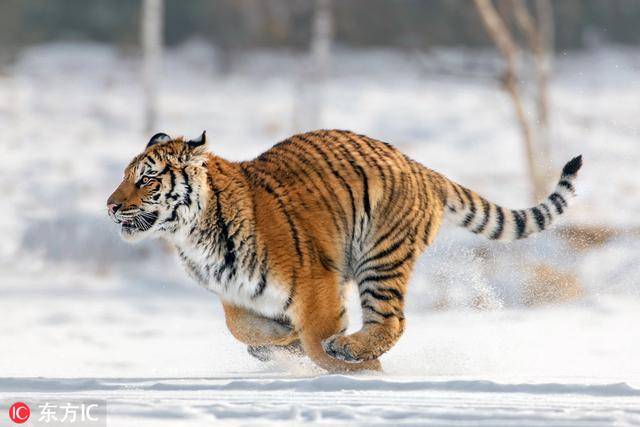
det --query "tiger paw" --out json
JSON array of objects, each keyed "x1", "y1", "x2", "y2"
[
  {"x1": 247, "y1": 345, "x2": 274, "y2": 362},
  {"x1": 321, "y1": 335, "x2": 363, "y2": 364}
]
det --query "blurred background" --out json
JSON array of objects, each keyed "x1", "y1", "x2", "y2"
[{"x1": 1, "y1": 0, "x2": 639, "y2": 380}]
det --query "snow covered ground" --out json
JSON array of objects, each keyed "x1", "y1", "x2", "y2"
[
  {"x1": 2, "y1": 291, "x2": 640, "y2": 425},
  {"x1": 1, "y1": 42, "x2": 639, "y2": 425}
]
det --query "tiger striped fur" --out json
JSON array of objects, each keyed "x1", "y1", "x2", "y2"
[{"x1": 107, "y1": 129, "x2": 582, "y2": 372}]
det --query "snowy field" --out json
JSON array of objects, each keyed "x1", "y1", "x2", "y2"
[{"x1": 1, "y1": 42, "x2": 640, "y2": 425}]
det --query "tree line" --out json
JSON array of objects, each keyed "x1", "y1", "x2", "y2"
[{"x1": 1, "y1": 0, "x2": 639, "y2": 53}]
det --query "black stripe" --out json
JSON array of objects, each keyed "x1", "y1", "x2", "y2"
[
  {"x1": 541, "y1": 203, "x2": 553, "y2": 222},
  {"x1": 359, "y1": 135, "x2": 399, "y2": 221},
  {"x1": 318, "y1": 250, "x2": 337, "y2": 272},
  {"x1": 181, "y1": 168, "x2": 192, "y2": 206},
  {"x1": 357, "y1": 230, "x2": 411, "y2": 272},
  {"x1": 461, "y1": 187, "x2": 477, "y2": 227},
  {"x1": 156, "y1": 164, "x2": 170, "y2": 177},
  {"x1": 549, "y1": 193, "x2": 566, "y2": 214},
  {"x1": 550, "y1": 192, "x2": 568, "y2": 207},
  {"x1": 362, "y1": 303, "x2": 396, "y2": 319},
  {"x1": 513, "y1": 210, "x2": 527, "y2": 239},
  {"x1": 341, "y1": 132, "x2": 387, "y2": 189},
  {"x1": 354, "y1": 164, "x2": 371, "y2": 219},
  {"x1": 360, "y1": 289, "x2": 393, "y2": 301},
  {"x1": 531, "y1": 207, "x2": 546, "y2": 231},
  {"x1": 490, "y1": 206, "x2": 505, "y2": 239},
  {"x1": 161, "y1": 205, "x2": 179, "y2": 225},
  {"x1": 423, "y1": 215, "x2": 434, "y2": 244},
  {"x1": 360, "y1": 287, "x2": 404, "y2": 302},
  {"x1": 300, "y1": 135, "x2": 357, "y2": 237},
  {"x1": 325, "y1": 132, "x2": 373, "y2": 227},
  {"x1": 213, "y1": 186, "x2": 236, "y2": 279},
  {"x1": 243, "y1": 165, "x2": 305, "y2": 262},
  {"x1": 451, "y1": 184, "x2": 465, "y2": 211},
  {"x1": 286, "y1": 137, "x2": 351, "y2": 233},
  {"x1": 258, "y1": 148, "x2": 343, "y2": 233},
  {"x1": 473, "y1": 198, "x2": 491, "y2": 234},
  {"x1": 359, "y1": 272, "x2": 404, "y2": 286},
  {"x1": 245, "y1": 250, "x2": 258, "y2": 278},
  {"x1": 179, "y1": 250, "x2": 207, "y2": 284},
  {"x1": 338, "y1": 138, "x2": 388, "y2": 241},
  {"x1": 558, "y1": 180, "x2": 575, "y2": 192},
  {"x1": 369, "y1": 216, "x2": 408, "y2": 253},
  {"x1": 165, "y1": 169, "x2": 178, "y2": 200},
  {"x1": 372, "y1": 250, "x2": 414, "y2": 273},
  {"x1": 269, "y1": 145, "x2": 346, "y2": 235},
  {"x1": 410, "y1": 163, "x2": 429, "y2": 229},
  {"x1": 252, "y1": 254, "x2": 268, "y2": 299}
]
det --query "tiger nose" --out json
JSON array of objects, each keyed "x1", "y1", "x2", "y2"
[{"x1": 107, "y1": 203, "x2": 121, "y2": 215}]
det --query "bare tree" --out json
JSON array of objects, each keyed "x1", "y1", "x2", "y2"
[
  {"x1": 511, "y1": 0, "x2": 554, "y2": 167},
  {"x1": 474, "y1": 0, "x2": 554, "y2": 202},
  {"x1": 534, "y1": 0, "x2": 554, "y2": 165},
  {"x1": 141, "y1": 0, "x2": 164, "y2": 134},
  {"x1": 294, "y1": 0, "x2": 333, "y2": 132},
  {"x1": 311, "y1": 0, "x2": 332, "y2": 83}
]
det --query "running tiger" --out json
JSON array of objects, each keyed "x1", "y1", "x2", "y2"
[{"x1": 107, "y1": 129, "x2": 582, "y2": 372}]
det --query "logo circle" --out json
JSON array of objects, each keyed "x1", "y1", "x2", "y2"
[{"x1": 9, "y1": 402, "x2": 30, "y2": 424}]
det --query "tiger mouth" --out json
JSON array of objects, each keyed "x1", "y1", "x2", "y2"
[{"x1": 120, "y1": 211, "x2": 159, "y2": 233}]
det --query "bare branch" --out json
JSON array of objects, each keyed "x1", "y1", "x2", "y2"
[
  {"x1": 473, "y1": 0, "x2": 518, "y2": 70},
  {"x1": 474, "y1": 0, "x2": 546, "y2": 202},
  {"x1": 512, "y1": 0, "x2": 541, "y2": 56},
  {"x1": 511, "y1": 0, "x2": 553, "y2": 179}
]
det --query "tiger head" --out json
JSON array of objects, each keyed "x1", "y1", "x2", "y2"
[{"x1": 106, "y1": 132, "x2": 208, "y2": 242}]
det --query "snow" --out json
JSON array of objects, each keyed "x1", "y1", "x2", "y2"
[
  {"x1": 1, "y1": 42, "x2": 639, "y2": 425},
  {"x1": 2, "y1": 291, "x2": 639, "y2": 425},
  {"x1": 2, "y1": 376, "x2": 639, "y2": 425}
]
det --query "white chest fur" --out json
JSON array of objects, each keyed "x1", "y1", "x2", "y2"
[{"x1": 174, "y1": 239, "x2": 290, "y2": 319}]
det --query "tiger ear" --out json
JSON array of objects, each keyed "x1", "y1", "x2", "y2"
[
  {"x1": 186, "y1": 131, "x2": 206, "y2": 148},
  {"x1": 146, "y1": 132, "x2": 171, "y2": 149}
]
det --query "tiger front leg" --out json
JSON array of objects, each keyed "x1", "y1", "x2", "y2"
[
  {"x1": 247, "y1": 340, "x2": 305, "y2": 362},
  {"x1": 222, "y1": 303, "x2": 299, "y2": 348}
]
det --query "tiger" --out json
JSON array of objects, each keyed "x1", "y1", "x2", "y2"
[{"x1": 106, "y1": 129, "x2": 582, "y2": 372}]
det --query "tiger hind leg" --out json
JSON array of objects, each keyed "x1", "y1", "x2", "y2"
[
  {"x1": 322, "y1": 265, "x2": 410, "y2": 363},
  {"x1": 296, "y1": 271, "x2": 382, "y2": 372}
]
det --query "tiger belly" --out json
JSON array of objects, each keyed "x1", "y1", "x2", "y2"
[
  {"x1": 214, "y1": 276, "x2": 291, "y2": 320},
  {"x1": 177, "y1": 246, "x2": 290, "y2": 320}
]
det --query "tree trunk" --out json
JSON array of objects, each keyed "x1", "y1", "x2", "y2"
[
  {"x1": 295, "y1": 0, "x2": 333, "y2": 132},
  {"x1": 141, "y1": 0, "x2": 164, "y2": 134},
  {"x1": 534, "y1": 0, "x2": 554, "y2": 168},
  {"x1": 312, "y1": 0, "x2": 332, "y2": 81},
  {"x1": 474, "y1": 0, "x2": 546, "y2": 202}
]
